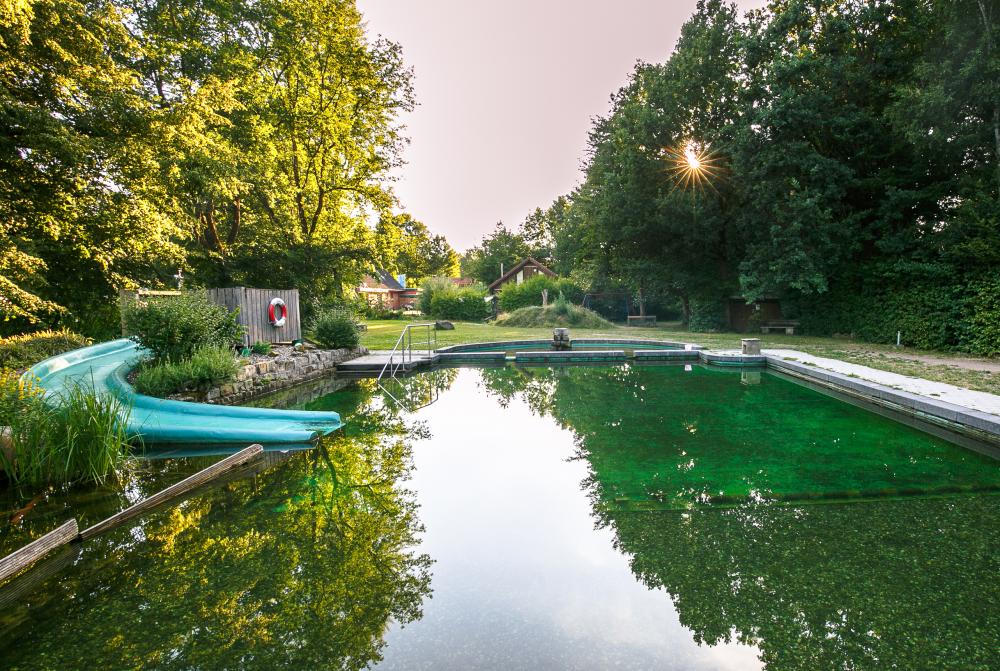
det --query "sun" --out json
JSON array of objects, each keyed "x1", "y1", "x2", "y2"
[{"x1": 665, "y1": 140, "x2": 722, "y2": 192}]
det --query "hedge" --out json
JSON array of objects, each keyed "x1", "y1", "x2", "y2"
[
  {"x1": 428, "y1": 287, "x2": 491, "y2": 321},
  {"x1": 497, "y1": 276, "x2": 584, "y2": 312},
  {"x1": 794, "y1": 274, "x2": 1000, "y2": 355}
]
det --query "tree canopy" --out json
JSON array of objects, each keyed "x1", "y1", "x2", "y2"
[
  {"x1": 0, "y1": 0, "x2": 455, "y2": 336},
  {"x1": 462, "y1": 0, "x2": 1000, "y2": 348}
]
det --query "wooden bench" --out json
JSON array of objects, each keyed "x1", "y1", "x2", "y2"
[
  {"x1": 627, "y1": 315, "x2": 657, "y2": 327},
  {"x1": 761, "y1": 320, "x2": 799, "y2": 335}
]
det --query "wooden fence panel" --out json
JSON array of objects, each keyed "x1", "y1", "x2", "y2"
[{"x1": 206, "y1": 287, "x2": 300, "y2": 345}]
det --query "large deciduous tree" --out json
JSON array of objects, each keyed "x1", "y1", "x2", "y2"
[{"x1": 0, "y1": 0, "x2": 183, "y2": 334}]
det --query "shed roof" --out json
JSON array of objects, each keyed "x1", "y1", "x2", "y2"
[{"x1": 487, "y1": 257, "x2": 556, "y2": 292}]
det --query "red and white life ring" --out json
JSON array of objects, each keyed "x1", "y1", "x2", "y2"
[{"x1": 268, "y1": 297, "x2": 287, "y2": 327}]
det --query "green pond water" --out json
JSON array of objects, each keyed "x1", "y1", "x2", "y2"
[{"x1": 1, "y1": 363, "x2": 999, "y2": 670}]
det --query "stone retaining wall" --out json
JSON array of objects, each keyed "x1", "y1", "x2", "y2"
[{"x1": 173, "y1": 347, "x2": 367, "y2": 405}]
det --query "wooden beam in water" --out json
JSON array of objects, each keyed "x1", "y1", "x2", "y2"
[
  {"x1": 0, "y1": 519, "x2": 78, "y2": 584},
  {"x1": 78, "y1": 444, "x2": 264, "y2": 541}
]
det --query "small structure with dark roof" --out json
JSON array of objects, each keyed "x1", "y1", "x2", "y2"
[
  {"x1": 358, "y1": 270, "x2": 419, "y2": 310},
  {"x1": 487, "y1": 257, "x2": 557, "y2": 294}
]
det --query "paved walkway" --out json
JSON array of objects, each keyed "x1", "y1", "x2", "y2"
[{"x1": 765, "y1": 349, "x2": 1000, "y2": 416}]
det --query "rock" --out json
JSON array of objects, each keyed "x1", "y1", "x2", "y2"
[
  {"x1": 220, "y1": 384, "x2": 235, "y2": 397},
  {"x1": 435, "y1": 320, "x2": 454, "y2": 330},
  {"x1": 206, "y1": 388, "x2": 221, "y2": 401}
]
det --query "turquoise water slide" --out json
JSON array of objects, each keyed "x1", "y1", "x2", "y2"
[{"x1": 24, "y1": 339, "x2": 342, "y2": 445}]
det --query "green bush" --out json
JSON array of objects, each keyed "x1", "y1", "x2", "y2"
[
  {"x1": 497, "y1": 297, "x2": 611, "y2": 328},
  {"x1": 123, "y1": 290, "x2": 244, "y2": 362},
  {"x1": 366, "y1": 304, "x2": 405, "y2": 320},
  {"x1": 1, "y1": 371, "x2": 132, "y2": 486},
  {"x1": 312, "y1": 311, "x2": 360, "y2": 349},
  {"x1": 497, "y1": 275, "x2": 584, "y2": 312},
  {"x1": 418, "y1": 277, "x2": 455, "y2": 315},
  {"x1": 0, "y1": 329, "x2": 90, "y2": 371},
  {"x1": 967, "y1": 277, "x2": 1000, "y2": 356},
  {"x1": 687, "y1": 298, "x2": 727, "y2": 332},
  {"x1": 133, "y1": 345, "x2": 239, "y2": 397},
  {"x1": 251, "y1": 341, "x2": 272, "y2": 355},
  {"x1": 429, "y1": 286, "x2": 491, "y2": 321}
]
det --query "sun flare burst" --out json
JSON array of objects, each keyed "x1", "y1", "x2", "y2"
[{"x1": 665, "y1": 140, "x2": 722, "y2": 192}]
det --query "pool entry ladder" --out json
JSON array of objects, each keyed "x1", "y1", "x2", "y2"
[{"x1": 378, "y1": 323, "x2": 438, "y2": 410}]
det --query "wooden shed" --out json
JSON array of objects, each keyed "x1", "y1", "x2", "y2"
[{"x1": 207, "y1": 287, "x2": 301, "y2": 346}]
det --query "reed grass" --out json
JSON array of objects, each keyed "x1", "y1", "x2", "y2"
[{"x1": 0, "y1": 370, "x2": 133, "y2": 487}]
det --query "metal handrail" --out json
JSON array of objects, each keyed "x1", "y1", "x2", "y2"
[
  {"x1": 377, "y1": 323, "x2": 437, "y2": 384},
  {"x1": 377, "y1": 323, "x2": 438, "y2": 411}
]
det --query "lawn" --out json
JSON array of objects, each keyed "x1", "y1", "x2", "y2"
[{"x1": 359, "y1": 319, "x2": 1000, "y2": 395}]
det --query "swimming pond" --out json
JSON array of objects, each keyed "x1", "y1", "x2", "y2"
[{"x1": 1, "y1": 363, "x2": 998, "y2": 670}]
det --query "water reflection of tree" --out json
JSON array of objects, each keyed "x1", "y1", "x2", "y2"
[
  {"x1": 600, "y1": 498, "x2": 1000, "y2": 670},
  {"x1": 0, "y1": 391, "x2": 433, "y2": 670},
  {"x1": 474, "y1": 365, "x2": 1000, "y2": 670},
  {"x1": 476, "y1": 366, "x2": 559, "y2": 415}
]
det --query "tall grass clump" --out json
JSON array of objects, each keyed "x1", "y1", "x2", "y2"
[
  {"x1": 497, "y1": 296, "x2": 611, "y2": 329},
  {"x1": 0, "y1": 371, "x2": 132, "y2": 486},
  {"x1": 133, "y1": 345, "x2": 240, "y2": 397},
  {"x1": 0, "y1": 329, "x2": 90, "y2": 371}
]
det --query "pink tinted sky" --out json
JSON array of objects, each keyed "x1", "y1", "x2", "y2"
[{"x1": 357, "y1": 0, "x2": 768, "y2": 251}]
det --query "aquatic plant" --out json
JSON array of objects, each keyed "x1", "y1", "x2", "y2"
[{"x1": 0, "y1": 370, "x2": 132, "y2": 486}]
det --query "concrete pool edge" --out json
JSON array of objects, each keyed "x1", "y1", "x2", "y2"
[
  {"x1": 340, "y1": 338, "x2": 1000, "y2": 445},
  {"x1": 765, "y1": 355, "x2": 1000, "y2": 447}
]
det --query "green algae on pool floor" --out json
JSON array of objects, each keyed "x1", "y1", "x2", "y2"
[
  {"x1": 467, "y1": 363, "x2": 1000, "y2": 507},
  {"x1": 1, "y1": 365, "x2": 998, "y2": 670}
]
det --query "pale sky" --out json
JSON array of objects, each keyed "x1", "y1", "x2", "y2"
[{"x1": 357, "y1": 0, "x2": 769, "y2": 251}]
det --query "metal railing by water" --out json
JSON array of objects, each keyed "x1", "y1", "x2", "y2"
[{"x1": 377, "y1": 323, "x2": 438, "y2": 410}]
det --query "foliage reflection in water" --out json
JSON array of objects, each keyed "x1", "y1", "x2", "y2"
[
  {"x1": 0, "y1": 385, "x2": 432, "y2": 670},
  {"x1": 0, "y1": 363, "x2": 998, "y2": 670}
]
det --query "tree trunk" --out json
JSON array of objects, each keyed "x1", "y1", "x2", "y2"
[{"x1": 681, "y1": 294, "x2": 691, "y2": 324}]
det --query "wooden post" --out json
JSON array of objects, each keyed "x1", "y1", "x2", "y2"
[
  {"x1": 0, "y1": 519, "x2": 78, "y2": 584},
  {"x1": 78, "y1": 444, "x2": 263, "y2": 541}
]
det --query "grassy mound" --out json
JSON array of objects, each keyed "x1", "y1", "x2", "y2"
[{"x1": 497, "y1": 299, "x2": 611, "y2": 329}]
